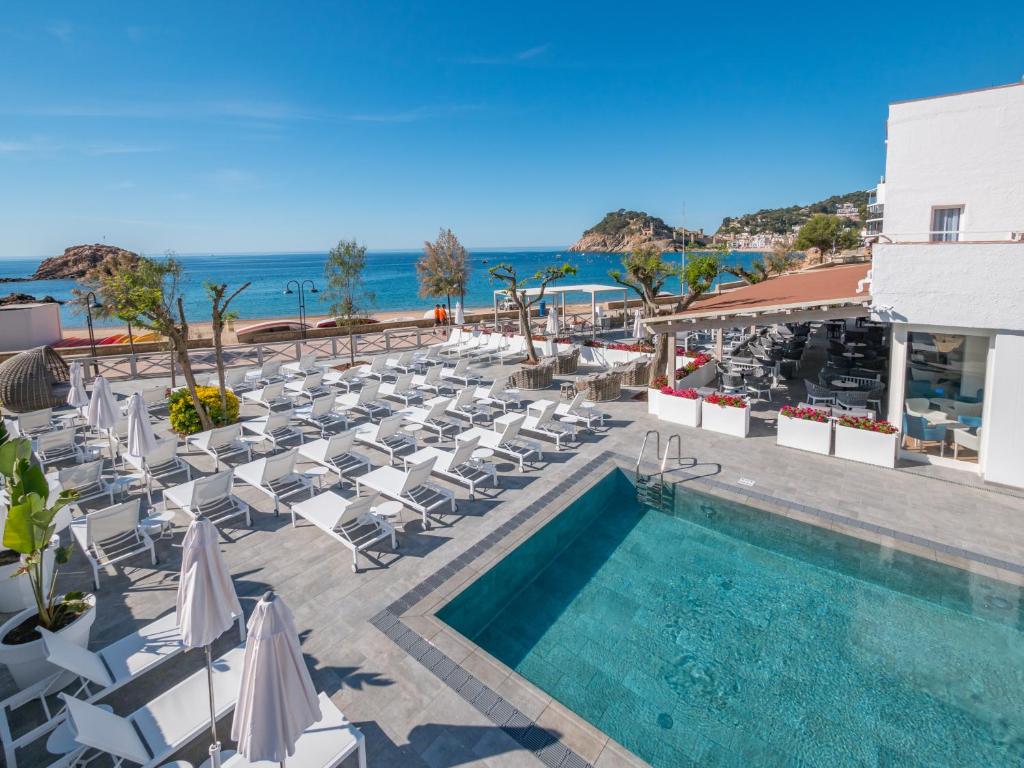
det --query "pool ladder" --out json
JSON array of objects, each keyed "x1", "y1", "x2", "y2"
[{"x1": 635, "y1": 430, "x2": 682, "y2": 512}]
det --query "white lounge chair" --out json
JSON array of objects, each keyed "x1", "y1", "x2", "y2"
[
  {"x1": 446, "y1": 386, "x2": 491, "y2": 425},
  {"x1": 413, "y1": 344, "x2": 444, "y2": 369},
  {"x1": 241, "y1": 381, "x2": 290, "y2": 413},
  {"x1": 59, "y1": 644, "x2": 246, "y2": 768},
  {"x1": 34, "y1": 428, "x2": 84, "y2": 470},
  {"x1": 511, "y1": 399, "x2": 579, "y2": 450},
  {"x1": 412, "y1": 364, "x2": 450, "y2": 396},
  {"x1": 323, "y1": 365, "x2": 364, "y2": 393},
  {"x1": 282, "y1": 351, "x2": 319, "y2": 377},
  {"x1": 208, "y1": 367, "x2": 252, "y2": 394},
  {"x1": 241, "y1": 409, "x2": 304, "y2": 451},
  {"x1": 48, "y1": 459, "x2": 114, "y2": 507},
  {"x1": 290, "y1": 491, "x2": 397, "y2": 573},
  {"x1": 163, "y1": 470, "x2": 252, "y2": 528},
  {"x1": 403, "y1": 435, "x2": 497, "y2": 500},
  {"x1": 123, "y1": 438, "x2": 192, "y2": 504},
  {"x1": 379, "y1": 372, "x2": 421, "y2": 407},
  {"x1": 456, "y1": 414, "x2": 542, "y2": 472},
  {"x1": 294, "y1": 393, "x2": 349, "y2": 437},
  {"x1": 361, "y1": 356, "x2": 394, "y2": 382},
  {"x1": 441, "y1": 358, "x2": 482, "y2": 387},
  {"x1": 335, "y1": 379, "x2": 392, "y2": 420},
  {"x1": 246, "y1": 359, "x2": 285, "y2": 385},
  {"x1": 386, "y1": 350, "x2": 417, "y2": 374},
  {"x1": 0, "y1": 609, "x2": 244, "y2": 768},
  {"x1": 284, "y1": 371, "x2": 330, "y2": 402},
  {"x1": 298, "y1": 431, "x2": 373, "y2": 485},
  {"x1": 355, "y1": 457, "x2": 456, "y2": 530},
  {"x1": 354, "y1": 414, "x2": 416, "y2": 465},
  {"x1": 69, "y1": 498, "x2": 156, "y2": 589},
  {"x1": 473, "y1": 379, "x2": 521, "y2": 413},
  {"x1": 555, "y1": 392, "x2": 608, "y2": 430},
  {"x1": 234, "y1": 448, "x2": 315, "y2": 514},
  {"x1": 186, "y1": 424, "x2": 253, "y2": 470},
  {"x1": 399, "y1": 397, "x2": 459, "y2": 441},
  {"x1": 13, "y1": 408, "x2": 56, "y2": 438},
  {"x1": 465, "y1": 334, "x2": 503, "y2": 362}
]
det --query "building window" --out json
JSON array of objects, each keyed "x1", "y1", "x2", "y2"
[{"x1": 930, "y1": 206, "x2": 962, "y2": 242}]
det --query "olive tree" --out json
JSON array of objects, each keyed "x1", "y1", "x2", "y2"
[
  {"x1": 206, "y1": 281, "x2": 251, "y2": 413},
  {"x1": 488, "y1": 262, "x2": 576, "y2": 364},
  {"x1": 322, "y1": 239, "x2": 375, "y2": 365}
]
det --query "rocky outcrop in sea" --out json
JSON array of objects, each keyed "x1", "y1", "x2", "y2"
[
  {"x1": 31, "y1": 244, "x2": 139, "y2": 280},
  {"x1": 0, "y1": 292, "x2": 63, "y2": 306}
]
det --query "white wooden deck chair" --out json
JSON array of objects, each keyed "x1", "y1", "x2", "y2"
[
  {"x1": 69, "y1": 498, "x2": 155, "y2": 589},
  {"x1": 403, "y1": 435, "x2": 497, "y2": 500},
  {"x1": 284, "y1": 371, "x2": 330, "y2": 402},
  {"x1": 379, "y1": 372, "x2": 421, "y2": 406},
  {"x1": 323, "y1": 365, "x2": 364, "y2": 392},
  {"x1": 412, "y1": 364, "x2": 450, "y2": 395},
  {"x1": 186, "y1": 424, "x2": 252, "y2": 470},
  {"x1": 282, "y1": 351, "x2": 319, "y2": 377},
  {"x1": 59, "y1": 644, "x2": 246, "y2": 768},
  {"x1": 441, "y1": 358, "x2": 482, "y2": 386},
  {"x1": 456, "y1": 414, "x2": 542, "y2": 472},
  {"x1": 241, "y1": 409, "x2": 304, "y2": 451},
  {"x1": 518, "y1": 400, "x2": 579, "y2": 450},
  {"x1": 361, "y1": 355, "x2": 393, "y2": 382},
  {"x1": 50, "y1": 459, "x2": 114, "y2": 506},
  {"x1": 241, "y1": 380, "x2": 290, "y2": 413},
  {"x1": 399, "y1": 397, "x2": 459, "y2": 441},
  {"x1": 290, "y1": 491, "x2": 396, "y2": 573},
  {"x1": 234, "y1": 448, "x2": 315, "y2": 514},
  {"x1": 298, "y1": 431, "x2": 373, "y2": 485},
  {"x1": 554, "y1": 392, "x2": 609, "y2": 430},
  {"x1": 386, "y1": 350, "x2": 417, "y2": 374},
  {"x1": 164, "y1": 470, "x2": 251, "y2": 528},
  {"x1": 219, "y1": 693, "x2": 366, "y2": 768},
  {"x1": 336, "y1": 379, "x2": 392, "y2": 420},
  {"x1": 447, "y1": 386, "x2": 490, "y2": 425},
  {"x1": 34, "y1": 428, "x2": 84, "y2": 470},
  {"x1": 294, "y1": 393, "x2": 349, "y2": 437},
  {"x1": 247, "y1": 359, "x2": 285, "y2": 384},
  {"x1": 355, "y1": 457, "x2": 456, "y2": 530},
  {"x1": 354, "y1": 414, "x2": 416, "y2": 465},
  {"x1": 473, "y1": 380, "x2": 521, "y2": 413},
  {"x1": 14, "y1": 408, "x2": 56, "y2": 438},
  {"x1": 123, "y1": 437, "x2": 191, "y2": 503}
]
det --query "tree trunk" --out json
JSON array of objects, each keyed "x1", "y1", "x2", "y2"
[
  {"x1": 175, "y1": 337, "x2": 212, "y2": 431},
  {"x1": 519, "y1": 303, "x2": 539, "y2": 363},
  {"x1": 347, "y1": 319, "x2": 355, "y2": 365},
  {"x1": 212, "y1": 313, "x2": 228, "y2": 415},
  {"x1": 649, "y1": 333, "x2": 671, "y2": 387}
]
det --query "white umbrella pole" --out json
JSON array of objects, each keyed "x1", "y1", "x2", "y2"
[{"x1": 206, "y1": 644, "x2": 223, "y2": 767}]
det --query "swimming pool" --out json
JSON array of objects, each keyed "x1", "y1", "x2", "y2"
[{"x1": 437, "y1": 469, "x2": 1024, "y2": 767}]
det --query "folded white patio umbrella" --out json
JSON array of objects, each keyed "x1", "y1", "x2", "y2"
[
  {"x1": 177, "y1": 517, "x2": 243, "y2": 768},
  {"x1": 232, "y1": 591, "x2": 321, "y2": 766},
  {"x1": 67, "y1": 360, "x2": 89, "y2": 410},
  {"x1": 87, "y1": 375, "x2": 118, "y2": 458},
  {"x1": 545, "y1": 307, "x2": 560, "y2": 336},
  {"x1": 454, "y1": 300, "x2": 465, "y2": 325},
  {"x1": 125, "y1": 391, "x2": 158, "y2": 458},
  {"x1": 632, "y1": 309, "x2": 645, "y2": 340}
]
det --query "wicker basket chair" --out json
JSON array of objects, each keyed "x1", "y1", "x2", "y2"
[
  {"x1": 0, "y1": 346, "x2": 72, "y2": 413},
  {"x1": 506, "y1": 359, "x2": 556, "y2": 391},
  {"x1": 554, "y1": 347, "x2": 580, "y2": 375},
  {"x1": 616, "y1": 358, "x2": 650, "y2": 386},
  {"x1": 576, "y1": 371, "x2": 622, "y2": 402}
]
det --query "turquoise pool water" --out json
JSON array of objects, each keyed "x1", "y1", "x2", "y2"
[{"x1": 437, "y1": 470, "x2": 1024, "y2": 767}]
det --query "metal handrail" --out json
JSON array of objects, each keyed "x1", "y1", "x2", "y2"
[
  {"x1": 636, "y1": 430, "x2": 661, "y2": 477},
  {"x1": 661, "y1": 434, "x2": 681, "y2": 474}
]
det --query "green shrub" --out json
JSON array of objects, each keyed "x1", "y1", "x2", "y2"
[{"x1": 168, "y1": 386, "x2": 239, "y2": 435}]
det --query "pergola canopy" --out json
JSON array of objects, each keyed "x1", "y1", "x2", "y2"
[{"x1": 492, "y1": 283, "x2": 632, "y2": 331}]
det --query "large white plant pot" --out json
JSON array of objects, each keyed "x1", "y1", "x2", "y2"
[
  {"x1": 653, "y1": 391, "x2": 702, "y2": 428},
  {"x1": 701, "y1": 401, "x2": 750, "y2": 437},
  {"x1": 777, "y1": 415, "x2": 832, "y2": 455},
  {"x1": 647, "y1": 390, "x2": 661, "y2": 416},
  {"x1": 0, "y1": 539, "x2": 57, "y2": 613},
  {"x1": 834, "y1": 424, "x2": 898, "y2": 468},
  {"x1": 676, "y1": 363, "x2": 716, "y2": 389},
  {"x1": 0, "y1": 593, "x2": 96, "y2": 689}
]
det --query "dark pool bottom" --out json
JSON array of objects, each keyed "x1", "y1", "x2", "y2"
[{"x1": 437, "y1": 469, "x2": 1024, "y2": 767}]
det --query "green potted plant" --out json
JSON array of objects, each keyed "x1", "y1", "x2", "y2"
[{"x1": 0, "y1": 437, "x2": 96, "y2": 689}]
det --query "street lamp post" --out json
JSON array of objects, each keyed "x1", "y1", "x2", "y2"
[
  {"x1": 83, "y1": 291, "x2": 102, "y2": 377},
  {"x1": 283, "y1": 280, "x2": 318, "y2": 341}
]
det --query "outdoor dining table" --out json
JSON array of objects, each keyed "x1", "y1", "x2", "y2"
[
  {"x1": 841, "y1": 352, "x2": 864, "y2": 359},
  {"x1": 831, "y1": 380, "x2": 860, "y2": 389}
]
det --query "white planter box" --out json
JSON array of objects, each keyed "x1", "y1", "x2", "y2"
[
  {"x1": 834, "y1": 424, "x2": 898, "y2": 467},
  {"x1": 653, "y1": 391, "x2": 702, "y2": 427},
  {"x1": 578, "y1": 345, "x2": 650, "y2": 367},
  {"x1": 701, "y1": 401, "x2": 750, "y2": 437},
  {"x1": 676, "y1": 363, "x2": 716, "y2": 389},
  {"x1": 647, "y1": 389, "x2": 660, "y2": 416},
  {"x1": 777, "y1": 415, "x2": 832, "y2": 455}
]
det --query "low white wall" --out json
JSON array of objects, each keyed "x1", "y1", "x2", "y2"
[
  {"x1": 0, "y1": 303, "x2": 62, "y2": 352},
  {"x1": 982, "y1": 332, "x2": 1024, "y2": 488},
  {"x1": 872, "y1": 242, "x2": 1024, "y2": 332}
]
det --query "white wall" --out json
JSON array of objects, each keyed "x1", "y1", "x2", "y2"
[
  {"x1": 883, "y1": 83, "x2": 1024, "y2": 241},
  {"x1": 982, "y1": 332, "x2": 1024, "y2": 488},
  {"x1": 871, "y1": 242, "x2": 1024, "y2": 332},
  {"x1": 0, "y1": 303, "x2": 62, "y2": 352}
]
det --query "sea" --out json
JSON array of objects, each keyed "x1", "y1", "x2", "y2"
[{"x1": 0, "y1": 248, "x2": 764, "y2": 328}]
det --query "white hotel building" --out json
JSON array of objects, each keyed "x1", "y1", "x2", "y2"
[{"x1": 870, "y1": 80, "x2": 1024, "y2": 488}]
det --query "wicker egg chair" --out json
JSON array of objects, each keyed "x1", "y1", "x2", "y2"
[{"x1": 0, "y1": 346, "x2": 72, "y2": 413}]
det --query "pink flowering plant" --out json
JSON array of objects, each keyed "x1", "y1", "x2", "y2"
[
  {"x1": 705, "y1": 393, "x2": 747, "y2": 409},
  {"x1": 780, "y1": 405, "x2": 830, "y2": 423},
  {"x1": 837, "y1": 415, "x2": 898, "y2": 434},
  {"x1": 659, "y1": 386, "x2": 700, "y2": 399},
  {"x1": 674, "y1": 353, "x2": 712, "y2": 379},
  {"x1": 583, "y1": 339, "x2": 655, "y2": 353}
]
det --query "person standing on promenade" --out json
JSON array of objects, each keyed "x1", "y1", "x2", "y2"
[{"x1": 433, "y1": 304, "x2": 444, "y2": 338}]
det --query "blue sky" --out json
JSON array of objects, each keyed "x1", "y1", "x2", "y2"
[{"x1": 1, "y1": 1, "x2": 1022, "y2": 258}]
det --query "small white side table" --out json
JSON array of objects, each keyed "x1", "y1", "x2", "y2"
[
  {"x1": 375, "y1": 500, "x2": 405, "y2": 529},
  {"x1": 303, "y1": 465, "x2": 331, "y2": 490},
  {"x1": 139, "y1": 507, "x2": 176, "y2": 540}
]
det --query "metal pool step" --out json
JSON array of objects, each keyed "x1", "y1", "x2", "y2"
[{"x1": 636, "y1": 473, "x2": 676, "y2": 512}]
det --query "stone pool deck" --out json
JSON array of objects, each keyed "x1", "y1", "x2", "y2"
[{"x1": 2, "y1": 356, "x2": 1023, "y2": 768}]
